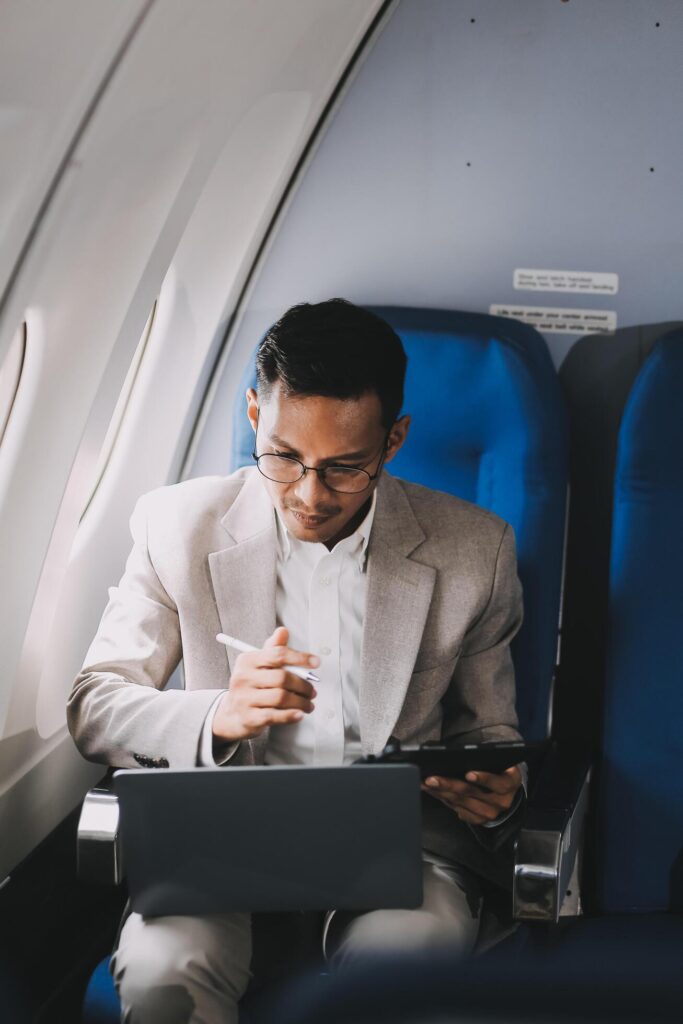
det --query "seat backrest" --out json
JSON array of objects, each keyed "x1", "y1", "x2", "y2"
[
  {"x1": 232, "y1": 307, "x2": 568, "y2": 741},
  {"x1": 597, "y1": 328, "x2": 683, "y2": 913},
  {"x1": 557, "y1": 322, "x2": 683, "y2": 750}
]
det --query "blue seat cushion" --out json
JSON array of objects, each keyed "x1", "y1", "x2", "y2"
[{"x1": 82, "y1": 958, "x2": 119, "y2": 1024}]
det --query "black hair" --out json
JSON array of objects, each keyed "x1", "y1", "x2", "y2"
[{"x1": 255, "y1": 298, "x2": 407, "y2": 429}]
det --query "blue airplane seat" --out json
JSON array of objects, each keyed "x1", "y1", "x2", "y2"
[
  {"x1": 232, "y1": 306, "x2": 568, "y2": 741},
  {"x1": 245, "y1": 330, "x2": 683, "y2": 1024},
  {"x1": 216, "y1": 325, "x2": 683, "y2": 1024},
  {"x1": 82, "y1": 959, "x2": 119, "y2": 1024},
  {"x1": 597, "y1": 329, "x2": 683, "y2": 913},
  {"x1": 82, "y1": 308, "x2": 568, "y2": 1024}
]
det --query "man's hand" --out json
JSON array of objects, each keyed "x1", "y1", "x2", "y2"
[
  {"x1": 212, "y1": 627, "x2": 318, "y2": 743},
  {"x1": 421, "y1": 765, "x2": 523, "y2": 826}
]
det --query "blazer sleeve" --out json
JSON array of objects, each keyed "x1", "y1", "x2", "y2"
[{"x1": 66, "y1": 494, "x2": 227, "y2": 769}]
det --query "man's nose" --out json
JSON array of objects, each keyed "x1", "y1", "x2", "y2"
[{"x1": 292, "y1": 468, "x2": 329, "y2": 507}]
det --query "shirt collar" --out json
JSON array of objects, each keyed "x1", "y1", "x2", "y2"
[{"x1": 275, "y1": 490, "x2": 377, "y2": 570}]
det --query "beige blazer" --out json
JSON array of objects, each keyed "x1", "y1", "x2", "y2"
[{"x1": 68, "y1": 468, "x2": 524, "y2": 868}]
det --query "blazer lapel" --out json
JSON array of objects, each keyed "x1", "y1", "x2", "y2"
[
  {"x1": 208, "y1": 471, "x2": 277, "y2": 678},
  {"x1": 360, "y1": 475, "x2": 436, "y2": 755}
]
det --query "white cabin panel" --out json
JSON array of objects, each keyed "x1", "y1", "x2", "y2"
[
  {"x1": 0, "y1": 0, "x2": 385, "y2": 878},
  {"x1": 0, "y1": 0, "x2": 148, "y2": 307}
]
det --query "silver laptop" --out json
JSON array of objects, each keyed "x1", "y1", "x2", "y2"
[{"x1": 113, "y1": 764, "x2": 423, "y2": 917}]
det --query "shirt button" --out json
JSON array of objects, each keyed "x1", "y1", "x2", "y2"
[
  {"x1": 326, "y1": 709, "x2": 335, "y2": 720},
  {"x1": 319, "y1": 576, "x2": 331, "y2": 586},
  {"x1": 320, "y1": 645, "x2": 331, "y2": 656}
]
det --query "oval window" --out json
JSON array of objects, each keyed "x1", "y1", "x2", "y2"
[{"x1": 0, "y1": 322, "x2": 27, "y2": 448}]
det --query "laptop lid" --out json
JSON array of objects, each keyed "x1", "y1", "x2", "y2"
[{"x1": 113, "y1": 764, "x2": 423, "y2": 917}]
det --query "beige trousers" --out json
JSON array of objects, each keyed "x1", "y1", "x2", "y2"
[{"x1": 110, "y1": 853, "x2": 482, "y2": 1024}]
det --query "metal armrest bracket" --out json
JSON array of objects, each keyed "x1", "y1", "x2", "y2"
[
  {"x1": 77, "y1": 786, "x2": 123, "y2": 885},
  {"x1": 513, "y1": 744, "x2": 592, "y2": 922}
]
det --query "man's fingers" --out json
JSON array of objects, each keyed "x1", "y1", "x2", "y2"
[
  {"x1": 262, "y1": 628, "x2": 320, "y2": 669},
  {"x1": 264, "y1": 627, "x2": 289, "y2": 648},
  {"x1": 215, "y1": 675, "x2": 312, "y2": 742},
  {"x1": 422, "y1": 784, "x2": 502, "y2": 822},
  {"x1": 245, "y1": 669, "x2": 316, "y2": 699},
  {"x1": 423, "y1": 777, "x2": 510, "y2": 814},
  {"x1": 433, "y1": 797, "x2": 490, "y2": 825},
  {"x1": 250, "y1": 687, "x2": 315, "y2": 713},
  {"x1": 465, "y1": 766, "x2": 521, "y2": 794},
  {"x1": 452, "y1": 807, "x2": 491, "y2": 826},
  {"x1": 424, "y1": 776, "x2": 469, "y2": 794},
  {"x1": 253, "y1": 646, "x2": 320, "y2": 670},
  {"x1": 246, "y1": 707, "x2": 305, "y2": 731},
  {"x1": 456, "y1": 795, "x2": 502, "y2": 821},
  {"x1": 424, "y1": 776, "x2": 502, "y2": 802}
]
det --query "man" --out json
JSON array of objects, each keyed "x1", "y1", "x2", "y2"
[{"x1": 68, "y1": 298, "x2": 525, "y2": 1024}]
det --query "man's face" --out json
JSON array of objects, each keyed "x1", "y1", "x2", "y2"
[{"x1": 246, "y1": 383, "x2": 408, "y2": 547}]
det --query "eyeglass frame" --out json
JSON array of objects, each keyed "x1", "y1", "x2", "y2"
[{"x1": 251, "y1": 413, "x2": 392, "y2": 494}]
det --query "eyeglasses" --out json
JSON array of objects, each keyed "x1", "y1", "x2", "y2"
[{"x1": 252, "y1": 421, "x2": 389, "y2": 494}]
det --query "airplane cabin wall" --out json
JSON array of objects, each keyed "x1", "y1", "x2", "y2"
[
  {"x1": 189, "y1": 0, "x2": 683, "y2": 477},
  {"x1": 0, "y1": 0, "x2": 387, "y2": 880}
]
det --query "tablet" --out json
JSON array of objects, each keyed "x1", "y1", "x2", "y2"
[{"x1": 356, "y1": 739, "x2": 546, "y2": 780}]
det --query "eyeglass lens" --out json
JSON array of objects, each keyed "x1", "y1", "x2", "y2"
[{"x1": 256, "y1": 454, "x2": 371, "y2": 493}]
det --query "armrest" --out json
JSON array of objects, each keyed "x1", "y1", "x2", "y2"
[
  {"x1": 77, "y1": 779, "x2": 124, "y2": 885},
  {"x1": 513, "y1": 742, "x2": 592, "y2": 922}
]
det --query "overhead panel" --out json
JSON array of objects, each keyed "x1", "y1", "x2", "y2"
[{"x1": 0, "y1": 0, "x2": 149, "y2": 318}]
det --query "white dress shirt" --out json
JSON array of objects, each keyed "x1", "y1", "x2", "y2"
[
  {"x1": 199, "y1": 493, "x2": 374, "y2": 768},
  {"x1": 266, "y1": 492, "x2": 375, "y2": 766},
  {"x1": 198, "y1": 492, "x2": 521, "y2": 825}
]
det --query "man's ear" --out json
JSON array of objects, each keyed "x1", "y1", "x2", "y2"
[
  {"x1": 384, "y1": 414, "x2": 411, "y2": 464},
  {"x1": 246, "y1": 388, "x2": 258, "y2": 433}
]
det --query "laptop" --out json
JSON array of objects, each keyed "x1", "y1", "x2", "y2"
[{"x1": 113, "y1": 764, "x2": 423, "y2": 917}]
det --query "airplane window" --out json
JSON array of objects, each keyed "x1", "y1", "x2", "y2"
[
  {"x1": 80, "y1": 302, "x2": 157, "y2": 521},
  {"x1": 18, "y1": 301, "x2": 160, "y2": 742},
  {"x1": 0, "y1": 322, "x2": 27, "y2": 448}
]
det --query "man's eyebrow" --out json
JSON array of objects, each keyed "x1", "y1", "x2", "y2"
[{"x1": 268, "y1": 433, "x2": 373, "y2": 462}]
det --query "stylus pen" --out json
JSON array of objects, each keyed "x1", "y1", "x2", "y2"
[{"x1": 216, "y1": 633, "x2": 320, "y2": 684}]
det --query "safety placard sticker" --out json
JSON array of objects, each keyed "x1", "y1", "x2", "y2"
[
  {"x1": 490, "y1": 304, "x2": 617, "y2": 335},
  {"x1": 513, "y1": 269, "x2": 619, "y2": 295}
]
